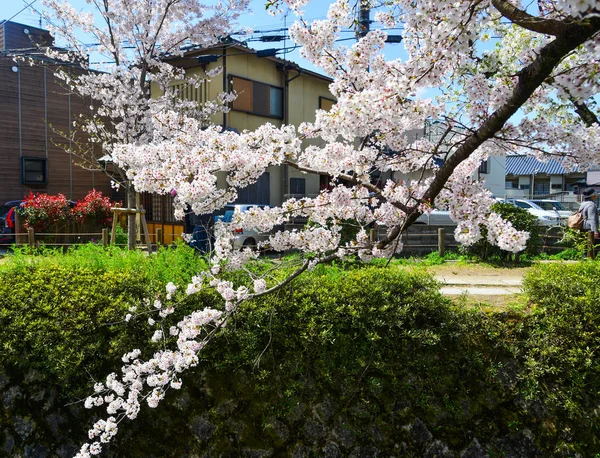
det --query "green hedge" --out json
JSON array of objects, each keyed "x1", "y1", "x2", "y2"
[
  {"x1": 0, "y1": 244, "x2": 209, "y2": 393},
  {"x1": 1, "y1": 247, "x2": 600, "y2": 456},
  {"x1": 521, "y1": 263, "x2": 600, "y2": 436}
]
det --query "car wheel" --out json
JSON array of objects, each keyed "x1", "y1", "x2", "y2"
[{"x1": 242, "y1": 237, "x2": 257, "y2": 250}]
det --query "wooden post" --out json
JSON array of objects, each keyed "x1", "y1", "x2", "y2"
[
  {"x1": 14, "y1": 212, "x2": 23, "y2": 246},
  {"x1": 110, "y1": 210, "x2": 118, "y2": 245},
  {"x1": 135, "y1": 193, "x2": 142, "y2": 243},
  {"x1": 102, "y1": 228, "x2": 109, "y2": 247},
  {"x1": 109, "y1": 207, "x2": 152, "y2": 251},
  {"x1": 588, "y1": 231, "x2": 595, "y2": 259},
  {"x1": 438, "y1": 228, "x2": 445, "y2": 257},
  {"x1": 28, "y1": 228, "x2": 35, "y2": 248},
  {"x1": 156, "y1": 228, "x2": 163, "y2": 246}
]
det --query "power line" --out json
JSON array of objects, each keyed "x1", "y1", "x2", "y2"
[{"x1": 5, "y1": 0, "x2": 38, "y2": 24}]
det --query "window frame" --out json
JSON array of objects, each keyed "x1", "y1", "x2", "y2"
[
  {"x1": 21, "y1": 157, "x2": 47, "y2": 185},
  {"x1": 319, "y1": 96, "x2": 336, "y2": 111},
  {"x1": 289, "y1": 177, "x2": 306, "y2": 196},
  {"x1": 229, "y1": 75, "x2": 284, "y2": 120},
  {"x1": 478, "y1": 159, "x2": 489, "y2": 174}
]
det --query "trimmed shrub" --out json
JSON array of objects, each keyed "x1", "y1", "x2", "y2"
[
  {"x1": 70, "y1": 189, "x2": 120, "y2": 226},
  {"x1": 0, "y1": 249, "x2": 599, "y2": 456},
  {"x1": 461, "y1": 201, "x2": 541, "y2": 260},
  {"x1": 17, "y1": 191, "x2": 70, "y2": 232},
  {"x1": 520, "y1": 262, "x2": 600, "y2": 452}
]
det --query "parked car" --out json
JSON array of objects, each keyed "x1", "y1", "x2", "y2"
[
  {"x1": 497, "y1": 198, "x2": 562, "y2": 226},
  {"x1": 0, "y1": 200, "x2": 24, "y2": 245},
  {"x1": 214, "y1": 204, "x2": 276, "y2": 250},
  {"x1": 415, "y1": 210, "x2": 456, "y2": 225},
  {"x1": 529, "y1": 200, "x2": 572, "y2": 221}
]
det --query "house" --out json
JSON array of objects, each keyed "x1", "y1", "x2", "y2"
[
  {"x1": 387, "y1": 122, "x2": 507, "y2": 198},
  {"x1": 504, "y1": 155, "x2": 585, "y2": 200},
  {"x1": 0, "y1": 20, "x2": 111, "y2": 205},
  {"x1": 142, "y1": 39, "x2": 335, "y2": 239}
]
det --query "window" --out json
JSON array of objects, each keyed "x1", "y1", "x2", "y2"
[
  {"x1": 21, "y1": 157, "x2": 47, "y2": 184},
  {"x1": 478, "y1": 159, "x2": 489, "y2": 174},
  {"x1": 290, "y1": 177, "x2": 306, "y2": 196},
  {"x1": 533, "y1": 181, "x2": 550, "y2": 195},
  {"x1": 169, "y1": 81, "x2": 207, "y2": 107},
  {"x1": 319, "y1": 96, "x2": 336, "y2": 112},
  {"x1": 230, "y1": 76, "x2": 283, "y2": 119}
]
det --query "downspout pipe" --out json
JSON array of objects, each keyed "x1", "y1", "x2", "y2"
[
  {"x1": 222, "y1": 46, "x2": 227, "y2": 129},
  {"x1": 282, "y1": 65, "x2": 302, "y2": 199}
]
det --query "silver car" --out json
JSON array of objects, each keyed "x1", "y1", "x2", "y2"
[
  {"x1": 529, "y1": 200, "x2": 572, "y2": 222},
  {"x1": 497, "y1": 198, "x2": 562, "y2": 226},
  {"x1": 214, "y1": 204, "x2": 274, "y2": 250},
  {"x1": 415, "y1": 209, "x2": 455, "y2": 225}
]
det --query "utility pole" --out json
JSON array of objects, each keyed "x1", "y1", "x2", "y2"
[{"x1": 357, "y1": 1, "x2": 370, "y2": 39}]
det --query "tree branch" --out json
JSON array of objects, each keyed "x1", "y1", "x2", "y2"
[
  {"x1": 571, "y1": 98, "x2": 600, "y2": 127},
  {"x1": 491, "y1": 0, "x2": 571, "y2": 36},
  {"x1": 377, "y1": 15, "x2": 600, "y2": 249}
]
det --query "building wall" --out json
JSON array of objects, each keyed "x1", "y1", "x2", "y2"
[
  {"x1": 0, "y1": 57, "x2": 111, "y2": 204},
  {"x1": 481, "y1": 155, "x2": 506, "y2": 197},
  {"x1": 174, "y1": 48, "x2": 333, "y2": 207},
  {"x1": 0, "y1": 21, "x2": 53, "y2": 51}
]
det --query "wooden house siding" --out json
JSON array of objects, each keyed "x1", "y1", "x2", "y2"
[
  {"x1": 0, "y1": 57, "x2": 111, "y2": 203},
  {"x1": 1, "y1": 21, "x2": 53, "y2": 51}
]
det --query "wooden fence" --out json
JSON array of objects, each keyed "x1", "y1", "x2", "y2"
[
  {"x1": 377, "y1": 224, "x2": 594, "y2": 258},
  {"x1": 0, "y1": 227, "x2": 185, "y2": 250},
  {"x1": 1, "y1": 223, "x2": 594, "y2": 258}
]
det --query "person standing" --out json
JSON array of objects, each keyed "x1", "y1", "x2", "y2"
[{"x1": 579, "y1": 187, "x2": 599, "y2": 238}]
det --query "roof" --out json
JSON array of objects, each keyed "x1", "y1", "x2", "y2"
[
  {"x1": 169, "y1": 37, "x2": 334, "y2": 84},
  {"x1": 505, "y1": 155, "x2": 581, "y2": 176}
]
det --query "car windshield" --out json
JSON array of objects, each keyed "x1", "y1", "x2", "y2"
[
  {"x1": 532, "y1": 201, "x2": 566, "y2": 211},
  {"x1": 213, "y1": 205, "x2": 269, "y2": 223},
  {"x1": 515, "y1": 201, "x2": 534, "y2": 209}
]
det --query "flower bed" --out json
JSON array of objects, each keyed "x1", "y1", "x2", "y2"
[{"x1": 16, "y1": 190, "x2": 120, "y2": 244}]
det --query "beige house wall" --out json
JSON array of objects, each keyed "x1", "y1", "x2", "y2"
[
  {"x1": 152, "y1": 46, "x2": 334, "y2": 207},
  {"x1": 198, "y1": 49, "x2": 332, "y2": 205}
]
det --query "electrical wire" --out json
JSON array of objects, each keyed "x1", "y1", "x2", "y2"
[{"x1": 4, "y1": 0, "x2": 38, "y2": 24}]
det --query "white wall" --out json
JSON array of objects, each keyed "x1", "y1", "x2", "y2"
[{"x1": 481, "y1": 155, "x2": 506, "y2": 197}]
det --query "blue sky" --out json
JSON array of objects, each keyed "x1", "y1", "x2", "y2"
[{"x1": 0, "y1": 0, "x2": 407, "y2": 75}]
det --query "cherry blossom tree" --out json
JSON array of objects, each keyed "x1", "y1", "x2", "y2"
[
  {"x1": 70, "y1": 0, "x2": 600, "y2": 455},
  {"x1": 40, "y1": 0, "x2": 250, "y2": 248}
]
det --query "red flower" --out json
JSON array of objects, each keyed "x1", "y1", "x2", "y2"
[
  {"x1": 18, "y1": 191, "x2": 70, "y2": 232},
  {"x1": 70, "y1": 189, "x2": 120, "y2": 226}
]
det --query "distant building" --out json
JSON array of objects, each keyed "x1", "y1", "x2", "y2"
[
  {"x1": 504, "y1": 155, "x2": 585, "y2": 198},
  {"x1": 0, "y1": 20, "x2": 111, "y2": 205},
  {"x1": 390, "y1": 122, "x2": 507, "y2": 198}
]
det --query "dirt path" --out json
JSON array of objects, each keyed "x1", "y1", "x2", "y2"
[
  {"x1": 411, "y1": 263, "x2": 531, "y2": 309},
  {"x1": 426, "y1": 263, "x2": 528, "y2": 284}
]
